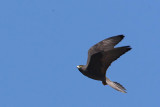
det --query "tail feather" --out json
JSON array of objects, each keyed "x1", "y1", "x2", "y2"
[
  {"x1": 106, "y1": 78, "x2": 127, "y2": 93},
  {"x1": 114, "y1": 82, "x2": 126, "y2": 91}
]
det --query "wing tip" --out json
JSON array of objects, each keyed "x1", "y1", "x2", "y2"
[
  {"x1": 123, "y1": 46, "x2": 132, "y2": 51},
  {"x1": 128, "y1": 46, "x2": 132, "y2": 51},
  {"x1": 117, "y1": 34, "x2": 125, "y2": 39},
  {"x1": 111, "y1": 34, "x2": 124, "y2": 40}
]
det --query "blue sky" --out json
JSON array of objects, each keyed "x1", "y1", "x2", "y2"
[{"x1": 0, "y1": 0, "x2": 160, "y2": 107}]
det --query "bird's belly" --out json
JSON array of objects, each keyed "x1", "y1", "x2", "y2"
[{"x1": 82, "y1": 72, "x2": 105, "y2": 81}]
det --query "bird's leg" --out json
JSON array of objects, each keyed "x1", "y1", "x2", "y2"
[{"x1": 102, "y1": 81, "x2": 108, "y2": 85}]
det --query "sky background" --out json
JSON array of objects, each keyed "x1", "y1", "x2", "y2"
[{"x1": 0, "y1": 0, "x2": 160, "y2": 107}]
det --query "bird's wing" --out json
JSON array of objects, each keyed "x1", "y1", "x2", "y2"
[
  {"x1": 86, "y1": 46, "x2": 131, "y2": 76},
  {"x1": 101, "y1": 46, "x2": 131, "y2": 74},
  {"x1": 86, "y1": 52, "x2": 105, "y2": 77},
  {"x1": 87, "y1": 35, "x2": 124, "y2": 66}
]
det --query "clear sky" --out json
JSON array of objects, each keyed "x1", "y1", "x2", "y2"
[{"x1": 0, "y1": 0, "x2": 160, "y2": 107}]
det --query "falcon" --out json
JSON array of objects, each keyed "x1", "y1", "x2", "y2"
[{"x1": 77, "y1": 35, "x2": 131, "y2": 93}]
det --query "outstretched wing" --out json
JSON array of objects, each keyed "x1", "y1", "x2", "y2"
[
  {"x1": 87, "y1": 35, "x2": 124, "y2": 66},
  {"x1": 86, "y1": 46, "x2": 131, "y2": 77},
  {"x1": 102, "y1": 46, "x2": 132, "y2": 74}
]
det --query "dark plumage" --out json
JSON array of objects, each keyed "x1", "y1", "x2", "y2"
[{"x1": 77, "y1": 35, "x2": 131, "y2": 93}]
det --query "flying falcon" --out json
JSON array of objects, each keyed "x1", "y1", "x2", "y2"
[{"x1": 77, "y1": 35, "x2": 131, "y2": 93}]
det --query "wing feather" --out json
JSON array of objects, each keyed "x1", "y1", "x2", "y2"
[
  {"x1": 86, "y1": 46, "x2": 131, "y2": 77},
  {"x1": 87, "y1": 35, "x2": 124, "y2": 66},
  {"x1": 102, "y1": 46, "x2": 132, "y2": 74},
  {"x1": 86, "y1": 52, "x2": 105, "y2": 78}
]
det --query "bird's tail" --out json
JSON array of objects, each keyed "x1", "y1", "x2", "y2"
[{"x1": 104, "y1": 78, "x2": 127, "y2": 93}]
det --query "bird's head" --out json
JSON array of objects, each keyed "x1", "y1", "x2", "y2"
[{"x1": 77, "y1": 65, "x2": 85, "y2": 72}]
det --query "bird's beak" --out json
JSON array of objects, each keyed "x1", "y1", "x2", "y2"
[{"x1": 77, "y1": 65, "x2": 80, "y2": 68}]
